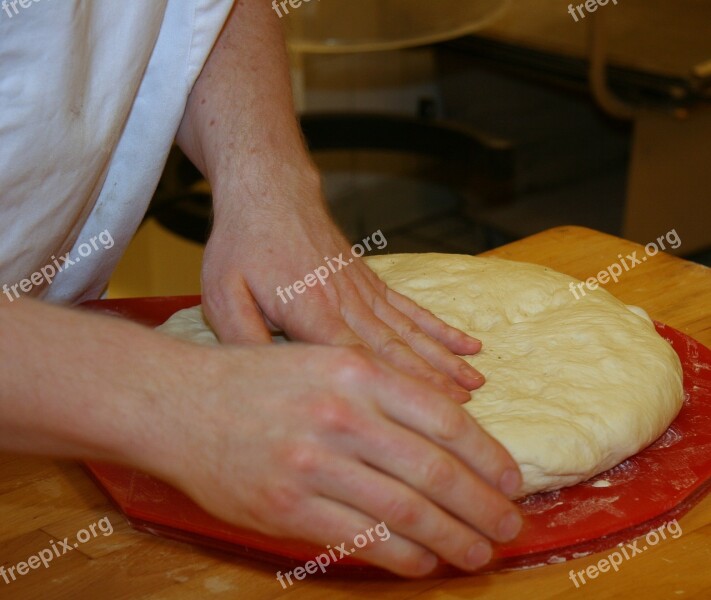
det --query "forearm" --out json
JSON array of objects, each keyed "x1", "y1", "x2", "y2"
[
  {"x1": 0, "y1": 299, "x2": 199, "y2": 479},
  {"x1": 176, "y1": 0, "x2": 320, "y2": 225},
  {"x1": 172, "y1": 1, "x2": 486, "y2": 399}
]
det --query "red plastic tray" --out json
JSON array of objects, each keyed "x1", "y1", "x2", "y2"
[{"x1": 81, "y1": 296, "x2": 711, "y2": 572}]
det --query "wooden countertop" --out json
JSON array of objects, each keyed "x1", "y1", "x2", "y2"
[{"x1": 2, "y1": 226, "x2": 710, "y2": 599}]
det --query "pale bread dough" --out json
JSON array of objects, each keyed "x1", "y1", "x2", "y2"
[{"x1": 155, "y1": 254, "x2": 684, "y2": 497}]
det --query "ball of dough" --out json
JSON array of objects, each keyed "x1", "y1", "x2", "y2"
[{"x1": 156, "y1": 254, "x2": 684, "y2": 497}]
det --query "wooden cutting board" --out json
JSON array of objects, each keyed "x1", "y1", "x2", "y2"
[{"x1": 1, "y1": 226, "x2": 710, "y2": 599}]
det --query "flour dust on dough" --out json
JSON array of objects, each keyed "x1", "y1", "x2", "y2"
[{"x1": 155, "y1": 253, "x2": 684, "y2": 498}]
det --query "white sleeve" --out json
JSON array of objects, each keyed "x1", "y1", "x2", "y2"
[{"x1": 0, "y1": 0, "x2": 235, "y2": 304}]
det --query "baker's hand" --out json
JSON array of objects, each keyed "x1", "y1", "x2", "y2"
[
  {"x1": 166, "y1": 343, "x2": 522, "y2": 576},
  {"x1": 178, "y1": 0, "x2": 482, "y2": 401},
  {"x1": 201, "y1": 173, "x2": 484, "y2": 403}
]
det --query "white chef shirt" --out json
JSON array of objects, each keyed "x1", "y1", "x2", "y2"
[{"x1": 0, "y1": 0, "x2": 234, "y2": 304}]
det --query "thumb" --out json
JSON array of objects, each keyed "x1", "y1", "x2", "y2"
[{"x1": 202, "y1": 277, "x2": 273, "y2": 345}]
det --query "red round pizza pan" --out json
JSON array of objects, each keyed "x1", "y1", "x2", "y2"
[{"x1": 80, "y1": 296, "x2": 711, "y2": 573}]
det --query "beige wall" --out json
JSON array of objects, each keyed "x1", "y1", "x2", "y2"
[{"x1": 107, "y1": 220, "x2": 204, "y2": 298}]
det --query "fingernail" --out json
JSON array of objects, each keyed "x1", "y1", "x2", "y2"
[
  {"x1": 497, "y1": 512, "x2": 522, "y2": 542},
  {"x1": 463, "y1": 337, "x2": 482, "y2": 353},
  {"x1": 467, "y1": 373, "x2": 486, "y2": 389},
  {"x1": 499, "y1": 468, "x2": 521, "y2": 497},
  {"x1": 465, "y1": 542, "x2": 492, "y2": 570},
  {"x1": 459, "y1": 364, "x2": 485, "y2": 389}
]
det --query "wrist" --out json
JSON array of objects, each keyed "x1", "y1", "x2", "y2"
[
  {"x1": 114, "y1": 339, "x2": 221, "y2": 485},
  {"x1": 149, "y1": 345, "x2": 247, "y2": 494},
  {"x1": 210, "y1": 156, "x2": 323, "y2": 225}
]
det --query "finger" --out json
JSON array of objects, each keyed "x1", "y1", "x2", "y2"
[
  {"x1": 307, "y1": 399, "x2": 520, "y2": 546},
  {"x1": 350, "y1": 424, "x2": 520, "y2": 544},
  {"x1": 362, "y1": 366, "x2": 522, "y2": 497},
  {"x1": 278, "y1": 496, "x2": 439, "y2": 577},
  {"x1": 202, "y1": 277, "x2": 273, "y2": 344},
  {"x1": 383, "y1": 285, "x2": 483, "y2": 356},
  {"x1": 276, "y1": 295, "x2": 371, "y2": 350},
  {"x1": 337, "y1": 293, "x2": 471, "y2": 402},
  {"x1": 311, "y1": 456, "x2": 502, "y2": 572},
  {"x1": 368, "y1": 292, "x2": 485, "y2": 391}
]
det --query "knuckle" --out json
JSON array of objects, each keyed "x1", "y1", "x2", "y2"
[
  {"x1": 331, "y1": 348, "x2": 378, "y2": 385},
  {"x1": 384, "y1": 497, "x2": 423, "y2": 528},
  {"x1": 370, "y1": 276, "x2": 388, "y2": 294},
  {"x1": 434, "y1": 406, "x2": 471, "y2": 441},
  {"x1": 283, "y1": 442, "x2": 322, "y2": 475},
  {"x1": 310, "y1": 397, "x2": 358, "y2": 434},
  {"x1": 399, "y1": 319, "x2": 426, "y2": 343},
  {"x1": 249, "y1": 481, "x2": 304, "y2": 528},
  {"x1": 261, "y1": 487, "x2": 295, "y2": 516},
  {"x1": 380, "y1": 334, "x2": 408, "y2": 357},
  {"x1": 421, "y1": 457, "x2": 457, "y2": 494},
  {"x1": 430, "y1": 372, "x2": 455, "y2": 391}
]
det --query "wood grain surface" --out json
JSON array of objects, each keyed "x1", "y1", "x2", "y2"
[{"x1": 1, "y1": 226, "x2": 710, "y2": 599}]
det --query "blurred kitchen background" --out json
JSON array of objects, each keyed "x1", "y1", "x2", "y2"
[{"x1": 108, "y1": 0, "x2": 711, "y2": 298}]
